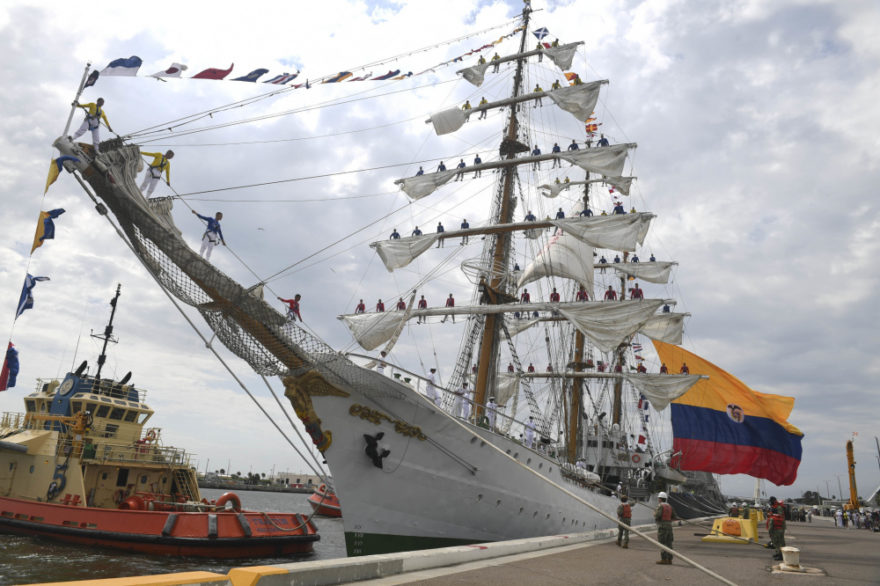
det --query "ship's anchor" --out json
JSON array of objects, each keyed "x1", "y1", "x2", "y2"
[{"x1": 363, "y1": 433, "x2": 390, "y2": 469}]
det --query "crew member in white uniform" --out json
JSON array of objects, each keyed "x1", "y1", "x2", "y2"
[
  {"x1": 426, "y1": 368, "x2": 440, "y2": 406},
  {"x1": 454, "y1": 381, "x2": 469, "y2": 418},
  {"x1": 525, "y1": 416, "x2": 536, "y2": 448},
  {"x1": 487, "y1": 395, "x2": 497, "y2": 430}
]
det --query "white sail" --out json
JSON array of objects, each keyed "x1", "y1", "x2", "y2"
[
  {"x1": 550, "y1": 213, "x2": 654, "y2": 252},
  {"x1": 639, "y1": 312, "x2": 688, "y2": 345},
  {"x1": 560, "y1": 143, "x2": 634, "y2": 177},
  {"x1": 538, "y1": 182, "x2": 571, "y2": 198},
  {"x1": 557, "y1": 300, "x2": 665, "y2": 353},
  {"x1": 397, "y1": 170, "x2": 457, "y2": 199},
  {"x1": 614, "y1": 261, "x2": 676, "y2": 284},
  {"x1": 625, "y1": 374, "x2": 702, "y2": 411},
  {"x1": 458, "y1": 62, "x2": 491, "y2": 87},
  {"x1": 428, "y1": 108, "x2": 469, "y2": 135},
  {"x1": 506, "y1": 317, "x2": 540, "y2": 337},
  {"x1": 371, "y1": 235, "x2": 439, "y2": 271},
  {"x1": 604, "y1": 175, "x2": 635, "y2": 196},
  {"x1": 548, "y1": 81, "x2": 606, "y2": 123},
  {"x1": 338, "y1": 311, "x2": 407, "y2": 350},
  {"x1": 494, "y1": 373, "x2": 520, "y2": 407},
  {"x1": 517, "y1": 225, "x2": 594, "y2": 291},
  {"x1": 545, "y1": 45, "x2": 578, "y2": 71}
]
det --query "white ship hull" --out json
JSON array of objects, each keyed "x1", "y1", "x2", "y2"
[{"x1": 305, "y1": 362, "x2": 656, "y2": 556}]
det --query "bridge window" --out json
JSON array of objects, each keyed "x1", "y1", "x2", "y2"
[
  {"x1": 109, "y1": 408, "x2": 125, "y2": 421},
  {"x1": 95, "y1": 405, "x2": 110, "y2": 418},
  {"x1": 124, "y1": 411, "x2": 138, "y2": 423}
]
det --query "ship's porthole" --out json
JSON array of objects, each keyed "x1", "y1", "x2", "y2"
[
  {"x1": 548, "y1": 467, "x2": 552, "y2": 473},
  {"x1": 519, "y1": 507, "x2": 524, "y2": 514},
  {"x1": 496, "y1": 499, "x2": 502, "y2": 507},
  {"x1": 562, "y1": 517, "x2": 566, "y2": 523},
  {"x1": 533, "y1": 511, "x2": 538, "y2": 517},
  {"x1": 514, "y1": 452, "x2": 519, "y2": 459},
  {"x1": 29, "y1": 465, "x2": 35, "y2": 473},
  {"x1": 538, "y1": 463, "x2": 543, "y2": 469},
  {"x1": 546, "y1": 513, "x2": 551, "y2": 519},
  {"x1": 477, "y1": 493, "x2": 483, "y2": 501},
  {"x1": 506, "y1": 449, "x2": 511, "y2": 454},
  {"x1": 480, "y1": 440, "x2": 486, "y2": 447},
  {"x1": 470, "y1": 437, "x2": 478, "y2": 444},
  {"x1": 527, "y1": 458, "x2": 532, "y2": 465}
]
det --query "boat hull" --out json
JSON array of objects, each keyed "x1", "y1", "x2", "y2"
[
  {"x1": 301, "y1": 365, "x2": 656, "y2": 556},
  {"x1": 0, "y1": 496, "x2": 319, "y2": 557},
  {"x1": 307, "y1": 488, "x2": 342, "y2": 518}
]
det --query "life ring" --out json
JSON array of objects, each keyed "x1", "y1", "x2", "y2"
[
  {"x1": 215, "y1": 491, "x2": 242, "y2": 512},
  {"x1": 631, "y1": 454, "x2": 641, "y2": 464},
  {"x1": 145, "y1": 430, "x2": 157, "y2": 442}
]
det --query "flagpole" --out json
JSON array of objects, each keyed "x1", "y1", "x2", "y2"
[{"x1": 62, "y1": 63, "x2": 92, "y2": 137}]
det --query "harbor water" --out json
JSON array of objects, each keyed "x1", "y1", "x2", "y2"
[{"x1": 0, "y1": 489, "x2": 345, "y2": 585}]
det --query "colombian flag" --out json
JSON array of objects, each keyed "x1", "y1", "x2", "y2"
[{"x1": 653, "y1": 340, "x2": 803, "y2": 486}]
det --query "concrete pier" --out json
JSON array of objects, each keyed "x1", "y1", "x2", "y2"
[{"x1": 31, "y1": 517, "x2": 879, "y2": 585}]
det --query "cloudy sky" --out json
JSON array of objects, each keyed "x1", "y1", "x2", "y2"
[{"x1": 1, "y1": 0, "x2": 878, "y2": 504}]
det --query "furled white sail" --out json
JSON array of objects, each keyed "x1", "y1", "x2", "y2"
[
  {"x1": 550, "y1": 213, "x2": 654, "y2": 252},
  {"x1": 371, "y1": 235, "x2": 439, "y2": 271},
  {"x1": 397, "y1": 170, "x2": 457, "y2": 199},
  {"x1": 548, "y1": 81, "x2": 606, "y2": 123},
  {"x1": 639, "y1": 312, "x2": 688, "y2": 345},
  {"x1": 506, "y1": 317, "x2": 540, "y2": 337},
  {"x1": 557, "y1": 300, "x2": 665, "y2": 353},
  {"x1": 494, "y1": 373, "x2": 519, "y2": 407},
  {"x1": 545, "y1": 45, "x2": 578, "y2": 71},
  {"x1": 538, "y1": 182, "x2": 572, "y2": 198},
  {"x1": 458, "y1": 62, "x2": 491, "y2": 87},
  {"x1": 518, "y1": 224, "x2": 594, "y2": 291},
  {"x1": 614, "y1": 261, "x2": 676, "y2": 284},
  {"x1": 561, "y1": 143, "x2": 635, "y2": 177},
  {"x1": 338, "y1": 311, "x2": 407, "y2": 351},
  {"x1": 625, "y1": 374, "x2": 702, "y2": 411},
  {"x1": 604, "y1": 176, "x2": 635, "y2": 196},
  {"x1": 428, "y1": 108, "x2": 469, "y2": 135}
]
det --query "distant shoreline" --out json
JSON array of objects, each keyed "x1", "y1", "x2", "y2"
[{"x1": 198, "y1": 480, "x2": 313, "y2": 494}]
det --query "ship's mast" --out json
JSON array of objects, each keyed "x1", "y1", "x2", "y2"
[
  {"x1": 91, "y1": 283, "x2": 121, "y2": 380},
  {"x1": 472, "y1": 3, "x2": 532, "y2": 420}
]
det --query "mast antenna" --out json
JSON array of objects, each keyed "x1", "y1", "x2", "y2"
[{"x1": 91, "y1": 283, "x2": 121, "y2": 380}]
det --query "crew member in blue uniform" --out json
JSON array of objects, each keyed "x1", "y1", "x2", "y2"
[{"x1": 192, "y1": 210, "x2": 226, "y2": 260}]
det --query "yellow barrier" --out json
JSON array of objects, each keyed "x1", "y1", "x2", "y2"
[
  {"x1": 31, "y1": 571, "x2": 230, "y2": 586},
  {"x1": 701, "y1": 516, "x2": 759, "y2": 544}
]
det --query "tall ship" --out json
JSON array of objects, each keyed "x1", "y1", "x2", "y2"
[
  {"x1": 0, "y1": 286, "x2": 319, "y2": 556},
  {"x1": 40, "y1": 1, "x2": 737, "y2": 557}
]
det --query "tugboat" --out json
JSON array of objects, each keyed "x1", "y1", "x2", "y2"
[{"x1": 0, "y1": 285, "x2": 319, "y2": 557}]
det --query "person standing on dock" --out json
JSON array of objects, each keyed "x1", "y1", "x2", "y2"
[
  {"x1": 139, "y1": 150, "x2": 174, "y2": 197},
  {"x1": 767, "y1": 496, "x2": 787, "y2": 561},
  {"x1": 654, "y1": 491, "x2": 678, "y2": 564},
  {"x1": 192, "y1": 210, "x2": 225, "y2": 260},
  {"x1": 71, "y1": 98, "x2": 113, "y2": 152},
  {"x1": 616, "y1": 495, "x2": 632, "y2": 548}
]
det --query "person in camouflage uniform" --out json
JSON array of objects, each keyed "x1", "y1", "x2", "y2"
[
  {"x1": 767, "y1": 496, "x2": 787, "y2": 561},
  {"x1": 654, "y1": 491, "x2": 678, "y2": 564},
  {"x1": 616, "y1": 495, "x2": 632, "y2": 548}
]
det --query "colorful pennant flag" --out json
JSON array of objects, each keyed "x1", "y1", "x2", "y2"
[
  {"x1": 192, "y1": 63, "x2": 234, "y2": 79},
  {"x1": 264, "y1": 72, "x2": 299, "y2": 84},
  {"x1": 373, "y1": 70, "x2": 401, "y2": 80},
  {"x1": 233, "y1": 68, "x2": 269, "y2": 82},
  {"x1": 44, "y1": 156, "x2": 80, "y2": 194},
  {"x1": 0, "y1": 342, "x2": 19, "y2": 391},
  {"x1": 101, "y1": 56, "x2": 143, "y2": 76},
  {"x1": 151, "y1": 63, "x2": 189, "y2": 78},
  {"x1": 653, "y1": 340, "x2": 804, "y2": 486},
  {"x1": 533, "y1": 27, "x2": 550, "y2": 40},
  {"x1": 31, "y1": 209, "x2": 66, "y2": 253},
  {"x1": 16, "y1": 274, "x2": 50, "y2": 319},
  {"x1": 323, "y1": 72, "x2": 353, "y2": 83}
]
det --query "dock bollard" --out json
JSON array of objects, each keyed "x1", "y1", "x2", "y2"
[{"x1": 780, "y1": 546, "x2": 800, "y2": 569}]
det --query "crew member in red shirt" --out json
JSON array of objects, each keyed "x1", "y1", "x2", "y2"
[
  {"x1": 575, "y1": 285, "x2": 589, "y2": 301},
  {"x1": 680, "y1": 362, "x2": 689, "y2": 374},
  {"x1": 520, "y1": 289, "x2": 531, "y2": 303},
  {"x1": 442, "y1": 293, "x2": 455, "y2": 323},
  {"x1": 396, "y1": 298, "x2": 406, "y2": 310},
  {"x1": 630, "y1": 283, "x2": 644, "y2": 300},
  {"x1": 604, "y1": 286, "x2": 617, "y2": 301},
  {"x1": 376, "y1": 299, "x2": 385, "y2": 312},
  {"x1": 278, "y1": 294, "x2": 302, "y2": 322},
  {"x1": 549, "y1": 288, "x2": 560, "y2": 302},
  {"x1": 417, "y1": 295, "x2": 428, "y2": 323},
  {"x1": 355, "y1": 299, "x2": 366, "y2": 314}
]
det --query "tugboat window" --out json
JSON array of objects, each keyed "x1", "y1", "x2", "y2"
[
  {"x1": 116, "y1": 469, "x2": 129, "y2": 487},
  {"x1": 124, "y1": 411, "x2": 138, "y2": 422},
  {"x1": 24, "y1": 400, "x2": 35, "y2": 412},
  {"x1": 95, "y1": 405, "x2": 110, "y2": 418},
  {"x1": 101, "y1": 473, "x2": 108, "y2": 480},
  {"x1": 71, "y1": 401, "x2": 82, "y2": 413},
  {"x1": 109, "y1": 408, "x2": 125, "y2": 420}
]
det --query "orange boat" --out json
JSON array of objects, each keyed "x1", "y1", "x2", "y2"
[
  {"x1": 307, "y1": 484, "x2": 342, "y2": 518},
  {"x1": 0, "y1": 286, "x2": 319, "y2": 557}
]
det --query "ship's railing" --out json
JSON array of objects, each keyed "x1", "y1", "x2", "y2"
[
  {"x1": 59, "y1": 435, "x2": 193, "y2": 467},
  {"x1": 33, "y1": 377, "x2": 149, "y2": 403},
  {"x1": 0, "y1": 411, "x2": 27, "y2": 430}
]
